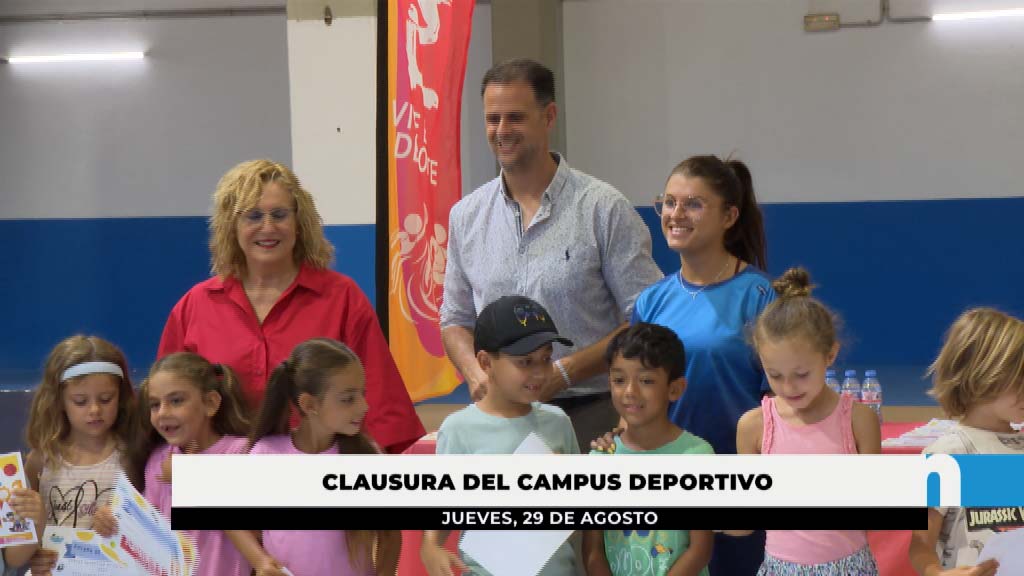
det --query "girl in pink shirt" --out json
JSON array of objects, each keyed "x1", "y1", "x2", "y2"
[
  {"x1": 229, "y1": 338, "x2": 401, "y2": 576},
  {"x1": 731, "y1": 268, "x2": 882, "y2": 575},
  {"x1": 95, "y1": 352, "x2": 253, "y2": 576}
]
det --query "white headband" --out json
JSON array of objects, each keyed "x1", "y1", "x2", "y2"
[{"x1": 61, "y1": 361, "x2": 124, "y2": 382}]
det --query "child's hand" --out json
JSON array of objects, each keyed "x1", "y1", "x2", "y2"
[
  {"x1": 28, "y1": 548, "x2": 59, "y2": 575},
  {"x1": 92, "y1": 504, "x2": 118, "y2": 537},
  {"x1": 420, "y1": 540, "x2": 468, "y2": 576},
  {"x1": 159, "y1": 440, "x2": 200, "y2": 483},
  {"x1": 589, "y1": 427, "x2": 624, "y2": 453},
  {"x1": 936, "y1": 559, "x2": 999, "y2": 576},
  {"x1": 254, "y1": 555, "x2": 290, "y2": 576},
  {"x1": 10, "y1": 488, "x2": 45, "y2": 527}
]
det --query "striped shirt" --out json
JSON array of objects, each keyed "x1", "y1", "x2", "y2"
[{"x1": 440, "y1": 153, "x2": 663, "y2": 395}]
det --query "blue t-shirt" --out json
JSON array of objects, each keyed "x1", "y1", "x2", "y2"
[{"x1": 632, "y1": 267, "x2": 775, "y2": 455}]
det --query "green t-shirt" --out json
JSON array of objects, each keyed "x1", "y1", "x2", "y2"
[
  {"x1": 438, "y1": 402, "x2": 580, "y2": 576},
  {"x1": 591, "y1": 430, "x2": 713, "y2": 576}
]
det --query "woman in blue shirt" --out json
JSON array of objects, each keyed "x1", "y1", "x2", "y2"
[{"x1": 632, "y1": 155, "x2": 774, "y2": 575}]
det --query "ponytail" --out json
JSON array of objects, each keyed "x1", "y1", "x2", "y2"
[
  {"x1": 249, "y1": 361, "x2": 294, "y2": 449},
  {"x1": 210, "y1": 364, "x2": 250, "y2": 437},
  {"x1": 724, "y1": 160, "x2": 767, "y2": 270}
]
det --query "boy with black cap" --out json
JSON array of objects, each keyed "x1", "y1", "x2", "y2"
[{"x1": 420, "y1": 295, "x2": 580, "y2": 575}]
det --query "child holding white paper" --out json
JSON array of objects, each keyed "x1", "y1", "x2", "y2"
[
  {"x1": 230, "y1": 338, "x2": 400, "y2": 576},
  {"x1": 584, "y1": 323, "x2": 713, "y2": 576},
  {"x1": 730, "y1": 268, "x2": 881, "y2": 574},
  {"x1": 93, "y1": 351, "x2": 254, "y2": 576},
  {"x1": 908, "y1": 308, "x2": 1024, "y2": 576},
  {"x1": 24, "y1": 336, "x2": 136, "y2": 531},
  {"x1": 20, "y1": 335, "x2": 136, "y2": 573},
  {"x1": 421, "y1": 295, "x2": 580, "y2": 576}
]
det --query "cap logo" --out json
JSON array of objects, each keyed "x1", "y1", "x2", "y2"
[{"x1": 513, "y1": 303, "x2": 546, "y2": 327}]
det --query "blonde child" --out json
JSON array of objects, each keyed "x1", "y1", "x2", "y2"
[
  {"x1": 25, "y1": 335, "x2": 135, "y2": 529},
  {"x1": 229, "y1": 338, "x2": 400, "y2": 576},
  {"x1": 908, "y1": 308, "x2": 1024, "y2": 576},
  {"x1": 94, "y1": 351, "x2": 254, "y2": 576},
  {"x1": 585, "y1": 323, "x2": 713, "y2": 576},
  {"x1": 421, "y1": 295, "x2": 580, "y2": 576},
  {"x1": 731, "y1": 268, "x2": 881, "y2": 575}
]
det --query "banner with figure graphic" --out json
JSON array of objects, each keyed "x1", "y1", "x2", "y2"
[{"x1": 388, "y1": 0, "x2": 474, "y2": 401}]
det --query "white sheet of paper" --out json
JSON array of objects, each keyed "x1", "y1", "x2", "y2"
[
  {"x1": 514, "y1": 432, "x2": 553, "y2": 455},
  {"x1": 978, "y1": 528, "x2": 1024, "y2": 576},
  {"x1": 459, "y1": 530, "x2": 573, "y2": 576},
  {"x1": 456, "y1": 433, "x2": 568, "y2": 576}
]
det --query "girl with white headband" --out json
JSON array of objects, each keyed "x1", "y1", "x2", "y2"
[{"x1": 23, "y1": 335, "x2": 136, "y2": 573}]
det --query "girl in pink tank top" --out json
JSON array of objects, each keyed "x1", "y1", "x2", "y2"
[
  {"x1": 94, "y1": 352, "x2": 254, "y2": 576},
  {"x1": 732, "y1": 268, "x2": 882, "y2": 575}
]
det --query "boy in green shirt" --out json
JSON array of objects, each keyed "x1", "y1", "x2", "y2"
[
  {"x1": 585, "y1": 323, "x2": 713, "y2": 576},
  {"x1": 421, "y1": 295, "x2": 580, "y2": 576}
]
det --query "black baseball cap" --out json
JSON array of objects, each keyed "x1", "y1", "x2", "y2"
[{"x1": 474, "y1": 295, "x2": 574, "y2": 355}]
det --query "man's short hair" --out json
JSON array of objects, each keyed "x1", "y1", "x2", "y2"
[{"x1": 481, "y1": 58, "x2": 555, "y2": 106}]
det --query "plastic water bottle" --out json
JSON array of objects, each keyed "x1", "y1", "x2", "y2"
[
  {"x1": 861, "y1": 370, "x2": 883, "y2": 423},
  {"x1": 825, "y1": 369, "x2": 841, "y2": 395},
  {"x1": 840, "y1": 370, "x2": 861, "y2": 403}
]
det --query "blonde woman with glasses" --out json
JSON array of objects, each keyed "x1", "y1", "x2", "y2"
[{"x1": 157, "y1": 159, "x2": 424, "y2": 454}]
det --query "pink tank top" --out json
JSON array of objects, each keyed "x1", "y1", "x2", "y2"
[{"x1": 761, "y1": 394, "x2": 868, "y2": 564}]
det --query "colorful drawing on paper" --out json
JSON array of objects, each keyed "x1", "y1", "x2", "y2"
[{"x1": 0, "y1": 452, "x2": 38, "y2": 549}]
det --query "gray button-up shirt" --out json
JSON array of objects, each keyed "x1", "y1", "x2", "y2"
[{"x1": 440, "y1": 153, "x2": 664, "y2": 396}]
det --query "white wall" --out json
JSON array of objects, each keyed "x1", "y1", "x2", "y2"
[
  {"x1": 287, "y1": 12, "x2": 377, "y2": 226},
  {"x1": 461, "y1": 2, "x2": 497, "y2": 197},
  {"x1": 562, "y1": 0, "x2": 1024, "y2": 205},
  {"x1": 287, "y1": 1, "x2": 493, "y2": 228},
  {"x1": 0, "y1": 14, "x2": 292, "y2": 219}
]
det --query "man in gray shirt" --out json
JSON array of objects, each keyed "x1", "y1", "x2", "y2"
[{"x1": 439, "y1": 58, "x2": 663, "y2": 450}]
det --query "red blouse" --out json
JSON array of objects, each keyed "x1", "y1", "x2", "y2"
[{"x1": 158, "y1": 264, "x2": 424, "y2": 453}]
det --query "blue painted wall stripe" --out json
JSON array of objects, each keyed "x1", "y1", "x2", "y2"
[
  {"x1": 4, "y1": 196, "x2": 1022, "y2": 406},
  {"x1": 2, "y1": 218, "x2": 375, "y2": 387}
]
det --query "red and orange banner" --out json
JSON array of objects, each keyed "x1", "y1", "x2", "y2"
[{"x1": 387, "y1": 0, "x2": 475, "y2": 401}]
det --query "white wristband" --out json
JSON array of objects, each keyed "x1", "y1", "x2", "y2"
[{"x1": 553, "y1": 359, "x2": 572, "y2": 389}]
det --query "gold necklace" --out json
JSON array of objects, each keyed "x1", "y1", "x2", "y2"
[{"x1": 680, "y1": 257, "x2": 733, "y2": 300}]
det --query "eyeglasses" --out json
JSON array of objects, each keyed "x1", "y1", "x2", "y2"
[
  {"x1": 241, "y1": 207, "x2": 293, "y2": 226},
  {"x1": 654, "y1": 195, "x2": 708, "y2": 217}
]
